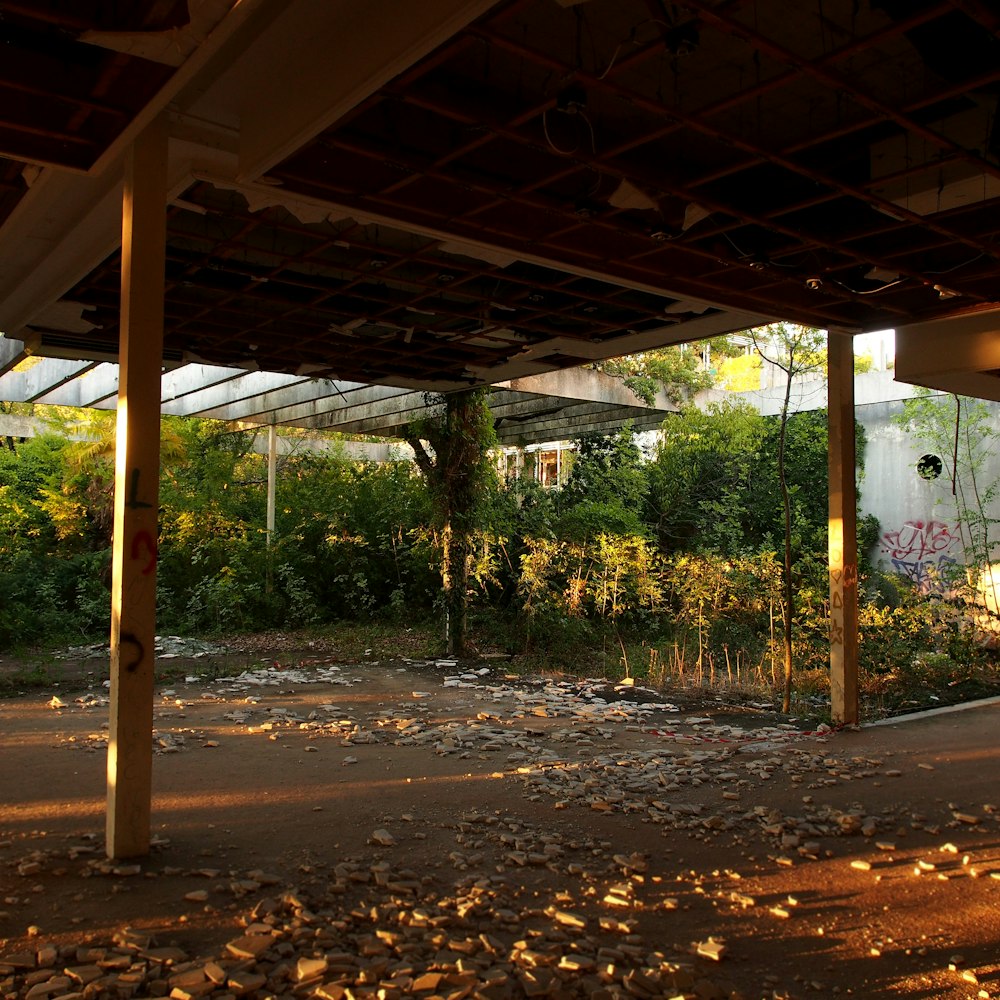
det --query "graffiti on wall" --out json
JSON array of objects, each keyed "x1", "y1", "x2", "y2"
[{"x1": 880, "y1": 519, "x2": 959, "y2": 593}]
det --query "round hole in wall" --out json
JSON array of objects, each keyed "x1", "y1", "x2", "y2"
[{"x1": 916, "y1": 454, "x2": 943, "y2": 480}]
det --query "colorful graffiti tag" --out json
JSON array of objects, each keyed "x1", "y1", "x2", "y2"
[{"x1": 880, "y1": 519, "x2": 959, "y2": 593}]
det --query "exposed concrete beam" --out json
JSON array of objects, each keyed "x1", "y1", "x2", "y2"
[
  {"x1": 500, "y1": 368, "x2": 676, "y2": 412},
  {"x1": 0, "y1": 337, "x2": 29, "y2": 376},
  {"x1": 0, "y1": 171, "x2": 125, "y2": 338},
  {"x1": 0, "y1": 413, "x2": 48, "y2": 438},
  {"x1": 494, "y1": 407, "x2": 667, "y2": 445},
  {"x1": 160, "y1": 370, "x2": 314, "y2": 416},
  {"x1": 0, "y1": 358, "x2": 99, "y2": 402},
  {"x1": 242, "y1": 428, "x2": 415, "y2": 462},
  {"x1": 81, "y1": 0, "x2": 272, "y2": 176},
  {"x1": 33, "y1": 363, "x2": 119, "y2": 407},
  {"x1": 219, "y1": 381, "x2": 412, "y2": 426},
  {"x1": 161, "y1": 363, "x2": 254, "y2": 403},
  {"x1": 235, "y1": 0, "x2": 498, "y2": 180},
  {"x1": 896, "y1": 309, "x2": 1000, "y2": 402}
]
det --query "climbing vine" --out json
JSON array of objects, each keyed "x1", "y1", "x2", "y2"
[{"x1": 404, "y1": 388, "x2": 497, "y2": 656}]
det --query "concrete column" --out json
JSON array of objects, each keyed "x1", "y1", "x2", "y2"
[
  {"x1": 828, "y1": 335, "x2": 859, "y2": 725},
  {"x1": 106, "y1": 117, "x2": 167, "y2": 859},
  {"x1": 266, "y1": 423, "x2": 277, "y2": 545}
]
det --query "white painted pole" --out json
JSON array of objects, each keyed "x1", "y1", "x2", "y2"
[{"x1": 266, "y1": 423, "x2": 277, "y2": 545}]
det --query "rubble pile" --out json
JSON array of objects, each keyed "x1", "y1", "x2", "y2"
[
  {"x1": 57, "y1": 639, "x2": 230, "y2": 662},
  {"x1": 1, "y1": 810, "x2": 751, "y2": 1000},
  {"x1": 6, "y1": 656, "x2": 1000, "y2": 998}
]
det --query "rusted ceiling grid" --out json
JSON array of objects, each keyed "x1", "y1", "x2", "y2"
[
  {"x1": 469, "y1": 7, "x2": 996, "y2": 303},
  {"x1": 271, "y1": 0, "x2": 999, "y2": 335},
  {"x1": 0, "y1": 2, "x2": 187, "y2": 169},
  {"x1": 53, "y1": 179, "x2": 684, "y2": 381}
]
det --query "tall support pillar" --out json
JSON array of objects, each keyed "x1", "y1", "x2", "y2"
[
  {"x1": 106, "y1": 118, "x2": 167, "y2": 859},
  {"x1": 828, "y1": 335, "x2": 859, "y2": 725}
]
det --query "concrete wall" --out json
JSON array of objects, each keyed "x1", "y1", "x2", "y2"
[
  {"x1": 717, "y1": 371, "x2": 1000, "y2": 595},
  {"x1": 855, "y1": 394, "x2": 1000, "y2": 598}
]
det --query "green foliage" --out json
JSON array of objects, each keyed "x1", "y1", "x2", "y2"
[
  {"x1": 404, "y1": 389, "x2": 498, "y2": 532},
  {"x1": 557, "y1": 427, "x2": 649, "y2": 542},
  {"x1": 514, "y1": 533, "x2": 663, "y2": 659},
  {"x1": 0, "y1": 416, "x2": 444, "y2": 647},
  {"x1": 752, "y1": 322, "x2": 827, "y2": 373},
  {"x1": 597, "y1": 345, "x2": 715, "y2": 405},
  {"x1": 854, "y1": 351, "x2": 874, "y2": 374},
  {"x1": 0, "y1": 391, "x2": 994, "y2": 720},
  {"x1": 717, "y1": 352, "x2": 761, "y2": 392},
  {"x1": 647, "y1": 401, "x2": 766, "y2": 553},
  {"x1": 404, "y1": 388, "x2": 499, "y2": 654}
]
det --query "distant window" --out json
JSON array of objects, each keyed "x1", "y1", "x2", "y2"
[
  {"x1": 537, "y1": 450, "x2": 560, "y2": 488},
  {"x1": 916, "y1": 454, "x2": 943, "y2": 481}
]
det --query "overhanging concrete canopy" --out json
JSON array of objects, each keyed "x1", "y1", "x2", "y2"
[
  {"x1": 3, "y1": 1, "x2": 999, "y2": 394},
  {"x1": 895, "y1": 309, "x2": 1000, "y2": 402},
  {"x1": 0, "y1": 337, "x2": 675, "y2": 447}
]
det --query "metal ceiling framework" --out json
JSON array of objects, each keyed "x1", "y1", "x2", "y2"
[{"x1": 0, "y1": 0, "x2": 998, "y2": 394}]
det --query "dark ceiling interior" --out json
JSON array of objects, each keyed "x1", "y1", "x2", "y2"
[
  {"x1": 272, "y1": 0, "x2": 1000, "y2": 331},
  {"x1": 49, "y1": 180, "x2": 697, "y2": 383},
  {"x1": 0, "y1": 0, "x2": 998, "y2": 389}
]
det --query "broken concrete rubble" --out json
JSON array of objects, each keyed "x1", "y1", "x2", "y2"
[{"x1": 6, "y1": 655, "x2": 1000, "y2": 999}]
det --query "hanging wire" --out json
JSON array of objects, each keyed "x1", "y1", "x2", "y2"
[
  {"x1": 541, "y1": 108, "x2": 597, "y2": 157},
  {"x1": 541, "y1": 109, "x2": 580, "y2": 156},
  {"x1": 596, "y1": 20, "x2": 672, "y2": 80},
  {"x1": 924, "y1": 252, "x2": 991, "y2": 274},
  {"x1": 721, "y1": 233, "x2": 814, "y2": 269},
  {"x1": 830, "y1": 276, "x2": 908, "y2": 295}
]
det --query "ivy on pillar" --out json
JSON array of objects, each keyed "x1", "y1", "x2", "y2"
[
  {"x1": 106, "y1": 117, "x2": 167, "y2": 859},
  {"x1": 827, "y1": 334, "x2": 859, "y2": 725}
]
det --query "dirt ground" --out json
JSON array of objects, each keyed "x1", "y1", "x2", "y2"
[{"x1": 1, "y1": 650, "x2": 999, "y2": 1000}]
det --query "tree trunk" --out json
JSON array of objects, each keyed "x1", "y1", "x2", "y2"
[
  {"x1": 404, "y1": 387, "x2": 494, "y2": 660},
  {"x1": 778, "y1": 364, "x2": 794, "y2": 713},
  {"x1": 442, "y1": 519, "x2": 471, "y2": 657}
]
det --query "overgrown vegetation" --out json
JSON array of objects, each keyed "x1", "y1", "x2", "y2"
[
  {"x1": 404, "y1": 388, "x2": 497, "y2": 656},
  {"x1": 0, "y1": 370, "x2": 996, "y2": 716},
  {"x1": 752, "y1": 323, "x2": 828, "y2": 711}
]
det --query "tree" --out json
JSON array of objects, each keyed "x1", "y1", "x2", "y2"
[
  {"x1": 647, "y1": 400, "x2": 766, "y2": 554},
  {"x1": 557, "y1": 426, "x2": 649, "y2": 542},
  {"x1": 751, "y1": 323, "x2": 827, "y2": 712},
  {"x1": 404, "y1": 388, "x2": 497, "y2": 657},
  {"x1": 597, "y1": 343, "x2": 717, "y2": 405},
  {"x1": 717, "y1": 352, "x2": 762, "y2": 392}
]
